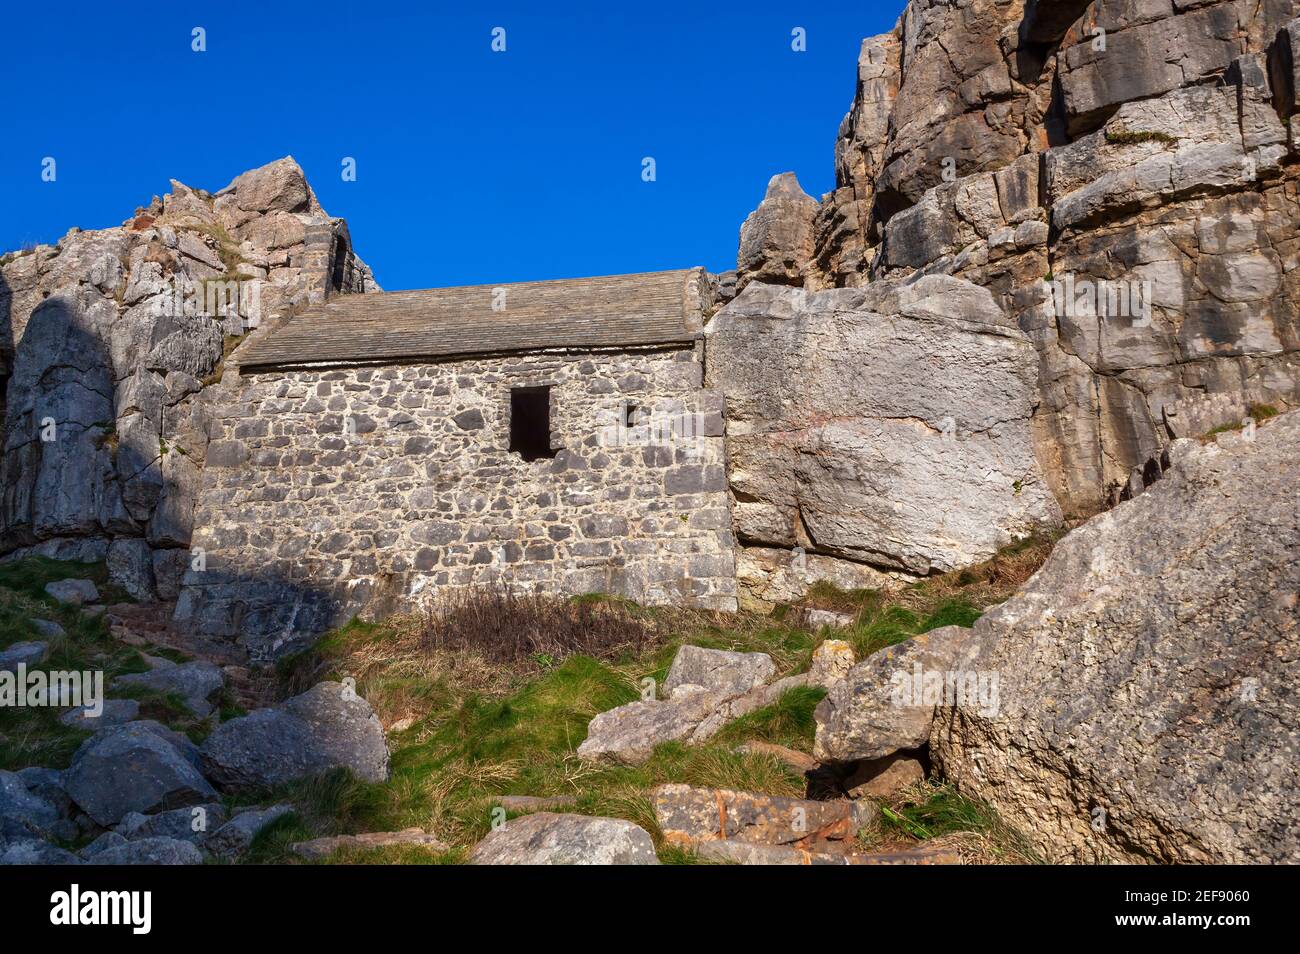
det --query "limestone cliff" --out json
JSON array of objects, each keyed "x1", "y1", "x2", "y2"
[
  {"x1": 735, "y1": 0, "x2": 1300, "y2": 517},
  {"x1": 0, "y1": 157, "x2": 377, "y2": 599}
]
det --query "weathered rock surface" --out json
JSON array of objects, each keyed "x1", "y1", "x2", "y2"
[
  {"x1": 578, "y1": 644, "x2": 806, "y2": 763},
  {"x1": 653, "y1": 783, "x2": 878, "y2": 854},
  {"x1": 92, "y1": 836, "x2": 204, "y2": 865},
  {"x1": 732, "y1": 1, "x2": 1300, "y2": 518},
  {"x1": 814, "y1": 625, "x2": 982, "y2": 764},
  {"x1": 0, "y1": 769, "x2": 63, "y2": 838},
  {"x1": 59, "y1": 698, "x2": 140, "y2": 729},
  {"x1": 707, "y1": 276, "x2": 1061, "y2": 594},
  {"x1": 206, "y1": 805, "x2": 292, "y2": 857},
  {"x1": 0, "y1": 838, "x2": 82, "y2": 865},
  {"x1": 290, "y1": 828, "x2": 449, "y2": 859},
  {"x1": 113, "y1": 660, "x2": 224, "y2": 717},
  {"x1": 199, "y1": 681, "x2": 389, "y2": 790},
  {"x1": 62, "y1": 721, "x2": 216, "y2": 826},
  {"x1": 662, "y1": 645, "x2": 776, "y2": 698},
  {"x1": 468, "y1": 812, "x2": 659, "y2": 865},
  {"x1": 0, "y1": 640, "x2": 48, "y2": 672},
  {"x1": 737, "y1": 173, "x2": 820, "y2": 290},
  {"x1": 1, "y1": 157, "x2": 376, "y2": 583},
  {"x1": 116, "y1": 803, "x2": 226, "y2": 845},
  {"x1": 695, "y1": 840, "x2": 958, "y2": 865},
  {"x1": 844, "y1": 752, "x2": 927, "y2": 798},
  {"x1": 42, "y1": 579, "x2": 98, "y2": 606},
  {"x1": 931, "y1": 411, "x2": 1300, "y2": 863}
]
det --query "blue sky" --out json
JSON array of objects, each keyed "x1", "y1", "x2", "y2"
[{"x1": 0, "y1": 1, "x2": 902, "y2": 290}]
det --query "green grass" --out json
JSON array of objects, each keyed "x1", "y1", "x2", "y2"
[
  {"x1": 870, "y1": 783, "x2": 1040, "y2": 862},
  {"x1": 0, "y1": 558, "x2": 167, "y2": 770},
  {"x1": 5, "y1": 531, "x2": 1059, "y2": 863}
]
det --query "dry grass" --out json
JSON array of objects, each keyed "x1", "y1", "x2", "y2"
[{"x1": 418, "y1": 587, "x2": 667, "y2": 668}]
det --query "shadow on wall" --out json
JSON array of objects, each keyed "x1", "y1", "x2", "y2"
[{"x1": 0, "y1": 271, "x2": 340, "y2": 664}]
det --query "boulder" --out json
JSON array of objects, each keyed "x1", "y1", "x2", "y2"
[
  {"x1": 652, "y1": 783, "x2": 877, "y2": 854},
  {"x1": 205, "y1": 805, "x2": 292, "y2": 857},
  {"x1": 0, "y1": 769, "x2": 63, "y2": 838},
  {"x1": 92, "y1": 836, "x2": 204, "y2": 865},
  {"x1": 808, "y1": 639, "x2": 856, "y2": 687},
  {"x1": 0, "y1": 838, "x2": 83, "y2": 865},
  {"x1": 931, "y1": 412, "x2": 1300, "y2": 863},
  {"x1": 117, "y1": 803, "x2": 226, "y2": 845},
  {"x1": 106, "y1": 537, "x2": 157, "y2": 603},
  {"x1": 62, "y1": 721, "x2": 217, "y2": 826},
  {"x1": 576, "y1": 688, "x2": 732, "y2": 765},
  {"x1": 59, "y1": 698, "x2": 140, "y2": 729},
  {"x1": 113, "y1": 660, "x2": 224, "y2": 717},
  {"x1": 661, "y1": 645, "x2": 776, "y2": 699},
  {"x1": 844, "y1": 753, "x2": 927, "y2": 799},
  {"x1": 79, "y1": 831, "x2": 128, "y2": 859},
  {"x1": 199, "y1": 681, "x2": 390, "y2": 790},
  {"x1": 29, "y1": 619, "x2": 65, "y2": 639},
  {"x1": 290, "y1": 828, "x2": 448, "y2": 860},
  {"x1": 814, "y1": 625, "x2": 983, "y2": 764},
  {"x1": 468, "y1": 813, "x2": 659, "y2": 865},
  {"x1": 43, "y1": 579, "x2": 99, "y2": 606},
  {"x1": 0, "y1": 641, "x2": 49, "y2": 673},
  {"x1": 706, "y1": 277, "x2": 1061, "y2": 580}
]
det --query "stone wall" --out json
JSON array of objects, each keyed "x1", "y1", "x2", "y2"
[{"x1": 176, "y1": 344, "x2": 736, "y2": 660}]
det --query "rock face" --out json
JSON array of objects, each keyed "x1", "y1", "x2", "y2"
[
  {"x1": 707, "y1": 275, "x2": 1062, "y2": 598},
  {"x1": 736, "y1": 173, "x2": 820, "y2": 289},
  {"x1": 467, "y1": 812, "x2": 660, "y2": 865},
  {"x1": 199, "y1": 682, "x2": 390, "y2": 790},
  {"x1": 733, "y1": 1, "x2": 1300, "y2": 521},
  {"x1": 0, "y1": 157, "x2": 377, "y2": 592},
  {"x1": 931, "y1": 411, "x2": 1300, "y2": 863}
]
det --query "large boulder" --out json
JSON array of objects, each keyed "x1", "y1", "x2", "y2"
[
  {"x1": 199, "y1": 682, "x2": 390, "y2": 790},
  {"x1": 706, "y1": 276, "x2": 1061, "y2": 584},
  {"x1": 468, "y1": 813, "x2": 659, "y2": 865},
  {"x1": 62, "y1": 721, "x2": 216, "y2": 826},
  {"x1": 931, "y1": 412, "x2": 1300, "y2": 863},
  {"x1": 813, "y1": 625, "x2": 983, "y2": 764}
]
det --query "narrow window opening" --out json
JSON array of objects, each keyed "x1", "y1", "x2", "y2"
[
  {"x1": 622, "y1": 401, "x2": 642, "y2": 428},
  {"x1": 510, "y1": 386, "x2": 556, "y2": 461}
]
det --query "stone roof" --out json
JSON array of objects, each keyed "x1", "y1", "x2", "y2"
[{"x1": 236, "y1": 268, "x2": 710, "y2": 370}]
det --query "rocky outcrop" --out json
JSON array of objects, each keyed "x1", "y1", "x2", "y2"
[
  {"x1": 707, "y1": 274, "x2": 1061, "y2": 599},
  {"x1": 931, "y1": 411, "x2": 1300, "y2": 863},
  {"x1": 0, "y1": 157, "x2": 377, "y2": 597},
  {"x1": 734, "y1": 1, "x2": 1300, "y2": 521},
  {"x1": 736, "y1": 173, "x2": 820, "y2": 290}
]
